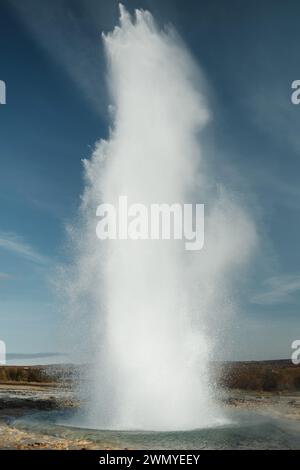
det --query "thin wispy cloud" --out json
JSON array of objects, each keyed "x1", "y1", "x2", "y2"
[
  {"x1": 0, "y1": 231, "x2": 49, "y2": 265},
  {"x1": 248, "y1": 169, "x2": 300, "y2": 211},
  {"x1": 9, "y1": 0, "x2": 109, "y2": 116},
  {"x1": 251, "y1": 274, "x2": 300, "y2": 305},
  {"x1": 248, "y1": 88, "x2": 300, "y2": 157},
  {"x1": 0, "y1": 272, "x2": 12, "y2": 280}
]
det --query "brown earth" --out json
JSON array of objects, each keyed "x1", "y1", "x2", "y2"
[
  {"x1": 0, "y1": 361, "x2": 299, "y2": 449},
  {"x1": 1, "y1": 360, "x2": 300, "y2": 392}
]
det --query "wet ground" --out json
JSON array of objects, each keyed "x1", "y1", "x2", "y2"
[{"x1": 0, "y1": 384, "x2": 299, "y2": 449}]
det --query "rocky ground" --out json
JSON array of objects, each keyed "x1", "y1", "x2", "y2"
[
  {"x1": 0, "y1": 383, "x2": 299, "y2": 449},
  {"x1": 0, "y1": 384, "x2": 115, "y2": 449},
  {"x1": 222, "y1": 389, "x2": 300, "y2": 421},
  {"x1": 0, "y1": 417, "x2": 102, "y2": 450}
]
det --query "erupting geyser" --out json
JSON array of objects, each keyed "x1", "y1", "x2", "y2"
[{"x1": 63, "y1": 5, "x2": 256, "y2": 430}]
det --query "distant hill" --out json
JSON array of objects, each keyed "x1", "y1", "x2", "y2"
[
  {"x1": 219, "y1": 359, "x2": 300, "y2": 391},
  {"x1": 6, "y1": 353, "x2": 67, "y2": 360},
  {"x1": 0, "y1": 360, "x2": 299, "y2": 391}
]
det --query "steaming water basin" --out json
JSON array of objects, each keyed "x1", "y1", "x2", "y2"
[{"x1": 11, "y1": 409, "x2": 300, "y2": 449}]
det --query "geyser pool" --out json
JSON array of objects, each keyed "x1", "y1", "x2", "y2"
[
  {"x1": 12, "y1": 409, "x2": 300, "y2": 450},
  {"x1": 62, "y1": 5, "x2": 256, "y2": 431}
]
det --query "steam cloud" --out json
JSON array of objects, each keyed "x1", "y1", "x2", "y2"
[{"x1": 63, "y1": 5, "x2": 256, "y2": 430}]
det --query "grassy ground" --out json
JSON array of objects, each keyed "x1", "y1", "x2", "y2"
[
  {"x1": 0, "y1": 360, "x2": 300, "y2": 392},
  {"x1": 219, "y1": 360, "x2": 300, "y2": 392}
]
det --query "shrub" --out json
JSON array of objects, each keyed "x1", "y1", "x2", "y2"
[
  {"x1": 293, "y1": 375, "x2": 300, "y2": 390},
  {"x1": 262, "y1": 369, "x2": 279, "y2": 391}
]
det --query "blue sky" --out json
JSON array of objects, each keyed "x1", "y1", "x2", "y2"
[{"x1": 0, "y1": 0, "x2": 299, "y2": 361}]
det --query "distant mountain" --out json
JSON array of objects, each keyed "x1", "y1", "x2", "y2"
[{"x1": 6, "y1": 353, "x2": 67, "y2": 360}]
